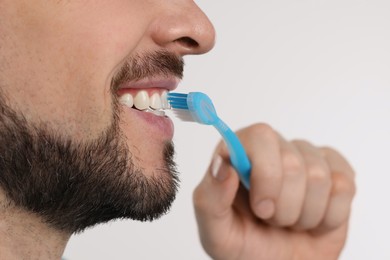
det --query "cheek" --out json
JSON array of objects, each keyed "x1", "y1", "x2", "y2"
[
  {"x1": 2, "y1": 80, "x2": 112, "y2": 142},
  {"x1": 0, "y1": 1, "x2": 151, "y2": 140},
  {"x1": 0, "y1": 31, "x2": 113, "y2": 141}
]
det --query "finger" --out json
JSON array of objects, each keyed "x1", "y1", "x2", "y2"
[
  {"x1": 271, "y1": 138, "x2": 306, "y2": 226},
  {"x1": 236, "y1": 123, "x2": 283, "y2": 220},
  {"x1": 232, "y1": 183, "x2": 256, "y2": 220},
  {"x1": 320, "y1": 147, "x2": 355, "y2": 179},
  {"x1": 293, "y1": 140, "x2": 332, "y2": 230},
  {"x1": 193, "y1": 143, "x2": 241, "y2": 255},
  {"x1": 319, "y1": 147, "x2": 356, "y2": 230}
]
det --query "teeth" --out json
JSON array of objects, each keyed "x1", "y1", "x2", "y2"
[
  {"x1": 161, "y1": 91, "x2": 170, "y2": 109},
  {"x1": 119, "y1": 90, "x2": 169, "y2": 115},
  {"x1": 134, "y1": 90, "x2": 149, "y2": 110},
  {"x1": 150, "y1": 93, "x2": 162, "y2": 109},
  {"x1": 119, "y1": 93, "x2": 134, "y2": 108},
  {"x1": 147, "y1": 110, "x2": 166, "y2": 116}
]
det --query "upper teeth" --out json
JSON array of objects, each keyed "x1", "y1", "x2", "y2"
[
  {"x1": 119, "y1": 90, "x2": 169, "y2": 111},
  {"x1": 150, "y1": 93, "x2": 162, "y2": 109}
]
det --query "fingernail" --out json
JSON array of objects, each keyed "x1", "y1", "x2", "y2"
[
  {"x1": 255, "y1": 199, "x2": 275, "y2": 219},
  {"x1": 211, "y1": 155, "x2": 228, "y2": 182}
]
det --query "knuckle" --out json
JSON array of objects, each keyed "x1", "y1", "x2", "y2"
[
  {"x1": 320, "y1": 146, "x2": 337, "y2": 155},
  {"x1": 322, "y1": 146, "x2": 356, "y2": 179},
  {"x1": 251, "y1": 165, "x2": 283, "y2": 199},
  {"x1": 247, "y1": 123, "x2": 278, "y2": 140},
  {"x1": 291, "y1": 139, "x2": 313, "y2": 148},
  {"x1": 282, "y1": 151, "x2": 303, "y2": 174},
  {"x1": 307, "y1": 164, "x2": 331, "y2": 184},
  {"x1": 321, "y1": 146, "x2": 349, "y2": 163},
  {"x1": 331, "y1": 173, "x2": 356, "y2": 197},
  {"x1": 255, "y1": 165, "x2": 283, "y2": 182}
]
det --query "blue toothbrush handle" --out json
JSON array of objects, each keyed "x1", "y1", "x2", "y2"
[{"x1": 214, "y1": 119, "x2": 252, "y2": 189}]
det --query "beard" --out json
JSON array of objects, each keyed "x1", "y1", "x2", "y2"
[{"x1": 0, "y1": 51, "x2": 183, "y2": 233}]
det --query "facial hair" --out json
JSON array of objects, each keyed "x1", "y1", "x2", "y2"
[{"x1": 0, "y1": 50, "x2": 184, "y2": 233}]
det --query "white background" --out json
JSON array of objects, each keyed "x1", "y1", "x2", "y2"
[{"x1": 64, "y1": 0, "x2": 390, "y2": 259}]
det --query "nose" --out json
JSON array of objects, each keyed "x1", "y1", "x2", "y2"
[{"x1": 150, "y1": 1, "x2": 216, "y2": 56}]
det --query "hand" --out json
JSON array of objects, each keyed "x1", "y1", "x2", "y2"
[{"x1": 193, "y1": 123, "x2": 356, "y2": 260}]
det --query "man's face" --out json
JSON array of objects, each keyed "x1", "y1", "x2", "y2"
[{"x1": 0, "y1": 1, "x2": 214, "y2": 232}]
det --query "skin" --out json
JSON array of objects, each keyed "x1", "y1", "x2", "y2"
[
  {"x1": 0, "y1": 0, "x2": 355, "y2": 259},
  {"x1": 0, "y1": 0, "x2": 214, "y2": 258},
  {"x1": 194, "y1": 124, "x2": 356, "y2": 260}
]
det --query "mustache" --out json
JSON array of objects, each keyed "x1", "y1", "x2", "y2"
[{"x1": 111, "y1": 51, "x2": 184, "y2": 91}]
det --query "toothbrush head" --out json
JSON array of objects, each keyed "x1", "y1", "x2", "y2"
[{"x1": 167, "y1": 92, "x2": 219, "y2": 125}]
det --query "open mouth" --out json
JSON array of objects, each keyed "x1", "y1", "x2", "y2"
[{"x1": 118, "y1": 89, "x2": 170, "y2": 116}]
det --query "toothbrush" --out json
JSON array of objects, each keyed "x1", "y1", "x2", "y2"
[{"x1": 167, "y1": 92, "x2": 252, "y2": 189}]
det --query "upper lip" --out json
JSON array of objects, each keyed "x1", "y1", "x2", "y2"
[{"x1": 117, "y1": 77, "x2": 180, "y2": 92}]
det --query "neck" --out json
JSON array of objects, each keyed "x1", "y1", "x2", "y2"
[{"x1": 0, "y1": 192, "x2": 70, "y2": 260}]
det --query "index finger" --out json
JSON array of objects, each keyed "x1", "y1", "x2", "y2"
[{"x1": 236, "y1": 124, "x2": 284, "y2": 220}]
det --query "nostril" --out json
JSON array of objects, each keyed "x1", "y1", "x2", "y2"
[{"x1": 175, "y1": 37, "x2": 199, "y2": 49}]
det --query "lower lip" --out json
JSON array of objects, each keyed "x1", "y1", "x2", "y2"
[{"x1": 124, "y1": 107, "x2": 174, "y2": 139}]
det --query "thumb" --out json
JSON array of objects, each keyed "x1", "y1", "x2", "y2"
[{"x1": 193, "y1": 152, "x2": 240, "y2": 255}]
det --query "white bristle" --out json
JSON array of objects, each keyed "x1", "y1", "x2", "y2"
[{"x1": 171, "y1": 110, "x2": 195, "y2": 122}]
